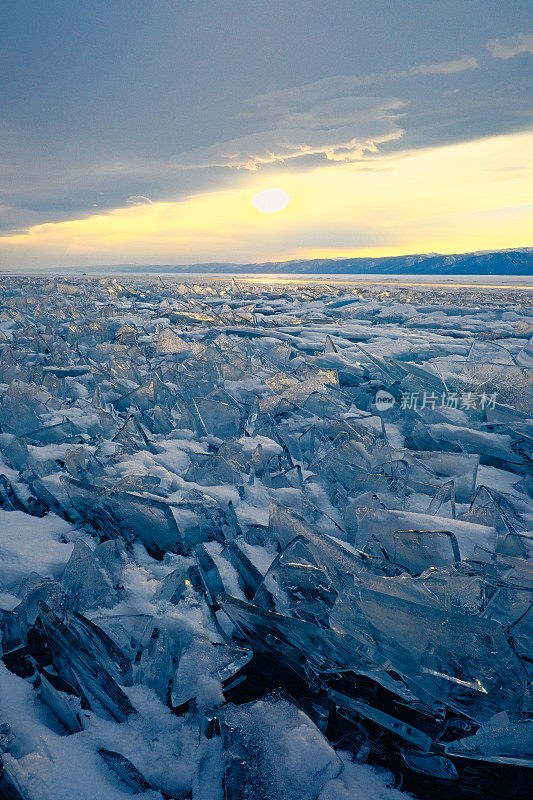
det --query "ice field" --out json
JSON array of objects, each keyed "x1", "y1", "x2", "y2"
[{"x1": 0, "y1": 274, "x2": 532, "y2": 799}]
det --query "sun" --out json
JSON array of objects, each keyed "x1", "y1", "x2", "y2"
[{"x1": 252, "y1": 188, "x2": 290, "y2": 214}]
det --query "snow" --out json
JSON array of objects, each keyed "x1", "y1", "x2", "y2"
[{"x1": 0, "y1": 510, "x2": 77, "y2": 587}]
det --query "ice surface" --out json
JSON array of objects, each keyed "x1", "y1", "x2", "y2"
[{"x1": 0, "y1": 275, "x2": 531, "y2": 799}]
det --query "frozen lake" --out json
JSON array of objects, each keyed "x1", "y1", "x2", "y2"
[{"x1": 4, "y1": 269, "x2": 533, "y2": 289}]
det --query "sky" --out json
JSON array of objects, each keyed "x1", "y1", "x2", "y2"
[{"x1": 0, "y1": 0, "x2": 532, "y2": 268}]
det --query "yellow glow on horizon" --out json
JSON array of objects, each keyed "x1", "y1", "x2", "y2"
[{"x1": 1, "y1": 131, "x2": 531, "y2": 268}]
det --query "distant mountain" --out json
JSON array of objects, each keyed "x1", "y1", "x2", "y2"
[{"x1": 77, "y1": 248, "x2": 533, "y2": 275}]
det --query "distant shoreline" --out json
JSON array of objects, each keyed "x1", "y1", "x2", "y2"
[{"x1": 2, "y1": 247, "x2": 531, "y2": 278}]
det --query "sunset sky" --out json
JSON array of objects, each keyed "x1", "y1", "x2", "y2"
[{"x1": 1, "y1": 1, "x2": 531, "y2": 268}]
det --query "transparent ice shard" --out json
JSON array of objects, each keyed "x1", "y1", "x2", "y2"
[
  {"x1": 328, "y1": 688, "x2": 432, "y2": 751},
  {"x1": 219, "y1": 593, "x2": 356, "y2": 680},
  {"x1": 444, "y1": 713, "x2": 533, "y2": 767},
  {"x1": 89, "y1": 354, "x2": 141, "y2": 384},
  {"x1": 0, "y1": 382, "x2": 47, "y2": 436},
  {"x1": 184, "y1": 453, "x2": 241, "y2": 487},
  {"x1": 394, "y1": 358, "x2": 448, "y2": 392},
  {"x1": 196, "y1": 544, "x2": 225, "y2": 607},
  {"x1": 154, "y1": 567, "x2": 188, "y2": 604},
  {"x1": 351, "y1": 342, "x2": 404, "y2": 384},
  {"x1": 0, "y1": 475, "x2": 28, "y2": 513},
  {"x1": 294, "y1": 423, "x2": 326, "y2": 463},
  {"x1": 88, "y1": 613, "x2": 154, "y2": 665},
  {"x1": 154, "y1": 327, "x2": 191, "y2": 356},
  {"x1": 114, "y1": 322, "x2": 138, "y2": 346},
  {"x1": 252, "y1": 536, "x2": 340, "y2": 625},
  {"x1": 263, "y1": 340, "x2": 292, "y2": 367},
  {"x1": 42, "y1": 364, "x2": 92, "y2": 378},
  {"x1": 391, "y1": 530, "x2": 461, "y2": 574},
  {"x1": 173, "y1": 362, "x2": 220, "y2": 403},
  {"x1": 141, "y1": 403, "x2": 175, "y2": 435},
  {"x1": 332, "y1": 467, "x2": 402, "y2": 513},
  {"x1": 498, "y1": 533, "x2": 533, "y2": 560},
  {"x1": 354, "y1": 506, "x2": 498, "y2": 561},
  {"x1": 457, "y1": 486, "x2": 518, "y2": 536},
  {"x1": 0, "y1": 610, "x2": 23, "y2": 657},
  {"x1": 294, "y1": 365, "x2": 340, "y2": 390},
  {"x1": 426, "y1": 480, "x2": 456, "y2": 518},
  {"x1": 97, "y1": 749, "x2": 152, "y2": 792},
  {"x1": 166, "y1": 308, "x2": 219, "y2": 326},
  {"x1": 134, "y1": 625, "x2": 173, "y2": 703},
  {"x1": 194, "y1": 398, "x2": 241, "y2": 439},
  {"x1": 23, "y1": 471, "x2": 76, "y2": 521},
  {"x1": 62, "y1": 610, "x2": 132, "y2": 684},
  {"x1": 301, "y1": 390, "x2": 344, "y2": 417},
  {"x1": 36, "y1": 604, "x2": 136, "y2": 722},
  {"x1": 63, "y1": 476, "x2": 202, "y2": 558},
  {"x1": 111, "y1": 473, "x2": 164, "y2": 495},
  {"x1": 331, "y1": 586, "x2": 527, "y2": 722},
  {"x1": 324, "y1": 425, "x2": 390, "y2": 471},
  {"x1": 61, "y1": 540, "x2": 114, "y2": 613},
  {"x1": 488, "y1": 600, "x2": 532, "y2": 678},
  {"x1": 0, "y1": 754, "x2": 30, "y2": 800},
  {"x1": 170, "y1": 496, "x2": 226, "y2": 549},
  {"x1": 222, "y1": 499, "x2": 242, "y2": 539},
  {"x1": 93, "y1": 539, "x2": 125, "y2": 586},
  {"x1": 466, "y1": 340, "x2": 517, "y2": 365},
  {"x1": 221, "y1": 541, "x2": 263, "y2": 600},
  {"x1": 63, "y1": 446, "x2": 91, "y2": 480},
  {"x1": 112, "y1": 414, "x2": 153, "y2": 451},
  {"x1": 516, "y1": 335, "x2": 533, "y2": 368},
  {"x1": 402, "y1": 451, "x2": 479, "y2": 502},
  {"x1": 399, "y1": 750, "x2": 459, "y2": 780},
  {"x1": 113, "y1": 380, "x2": 156, "y2": 413},
  {"x1": 432, "y1": 358, "x2": 533, "y2": 415},
  {"x1": 170, "y1": 631, "x2": 252, "y2": 708},
  {"x1": 270, "y1": 464, "x2": 305, "y2": 490},
  {"x1": 407, "y1": 421, "x2": 522, "y2": 468},
  {"x1": 13, "y1": 576, "x2": 64, "y2": 641},
  {"x1": 37, "y1": 668, "x2": 84, "y2": 734},
  {"x1": 268, "y1": 499, "x2": 377, "y2": 582}
]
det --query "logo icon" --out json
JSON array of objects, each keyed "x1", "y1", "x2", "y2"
[{"x1": 374, "y1": 389, "x2": 396, "y2": 412}]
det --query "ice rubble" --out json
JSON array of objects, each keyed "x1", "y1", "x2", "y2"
[{"x1": 0, "y1": 275, "x2": 532, "y2": 800}]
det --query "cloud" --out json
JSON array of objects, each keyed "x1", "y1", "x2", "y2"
[
  {"x1": 396, "y1": 55, "x2": 479, "y2": 77},
  {"x1": 487, "y1": 33, "x2": 533, "y2": 59},
  {"x1": 175, "y1": 56, "x2": 478, "y2": 171},
  {"x1": 245, "y1": 57, "x2": 478, "y2": 112},
  {"x1": 126, "y1": 195, "x2": 152, "y2": 206},
  {"x1": 177, "y1": 94, "x2": 404, "y2": 170}
]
